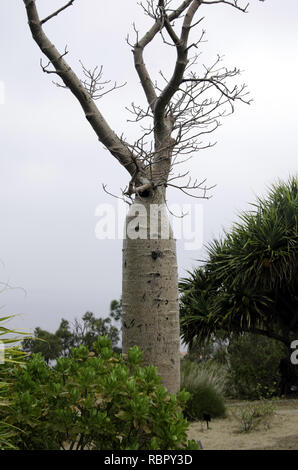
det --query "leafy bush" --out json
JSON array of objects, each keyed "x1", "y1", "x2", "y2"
[
  {"x1": 6, "y1": 337, "x2": 199, "y2": 450},
  {"x1": 181, "y1": 359, "x2": 226, "y2": 421},
  {"x1": 232, "y1": 400, "x2": 276, "y2": 433},
  {"x1": 226, "y1": 333, "x2": 286, "y2": 399}
]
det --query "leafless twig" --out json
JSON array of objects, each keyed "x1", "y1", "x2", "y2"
[
  {"x1": 41, "y1": 0, "x2": 76, "y2": 25},
  {"x1": 79, "y1": 61, "x2": 127, "y2": 100}
]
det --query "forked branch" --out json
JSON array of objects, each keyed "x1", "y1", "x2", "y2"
[
  {"x1": 24, "y1": 0, "x2": 257, "y2": 201},
  {"x1": 125, "y1": 0, "x2": 254, "y2": 199}
]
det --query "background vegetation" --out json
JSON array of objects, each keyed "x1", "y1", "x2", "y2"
[{"x1": 180, "y1": 177, "x2": 298, "y2": 351}]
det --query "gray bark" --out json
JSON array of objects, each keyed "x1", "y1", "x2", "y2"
[{"x1": 122, "y1": 192, "x2": 180, "y2": 393}]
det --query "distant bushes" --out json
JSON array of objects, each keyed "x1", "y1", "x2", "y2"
[
  {"x1": 182, "y1": 331, "x2": 288, "y2": 401},
  {"x1": 180, "y1": 332, "x2": 284, "y2": 425},
  {"x1": 226, "y1": 333, "x2": 286, "y2": 399}
]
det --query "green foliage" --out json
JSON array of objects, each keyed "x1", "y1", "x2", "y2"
[
  {"x1": 186, "y1": 338, "x2": 216, "y2": 363},
  {"x1": 183, "y1": 381, "x2": 226, "y2": 423},
  {"x1": 7, "y1": 337, "x2": 199, "y2": 450},
  {"x1": 109, "y1": 298, "x2": 122, "y2": 323},
  {"x1": 22, "y1": 305, "x2": 121, "y2": 361},
  {"x1": 180, "y1": 176, "x2": 298, "y2": 349},
  {"x1": 21, "y1": 327, "x2": 62, "y2": 364},
  {"x1": 226, "y1": 333, "x2": 286, "y2": 399},
  {"x1": 186, "y1": 333, "x2": 229, "y2": 365},
  {"x1": 181, "y1": 359, "x2": 226, "y2": 421},
  {"x1": 71, "y1": 311, "x2": 120, "y2": 351},
  {"x1": 232, "y1": 400, "x2": 276, "y2": 433}
]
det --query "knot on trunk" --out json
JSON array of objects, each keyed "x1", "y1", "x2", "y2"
[{"x1": 151, "y1": 250, "x2": 163, "y2": 260}]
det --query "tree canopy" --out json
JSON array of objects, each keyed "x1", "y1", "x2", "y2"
[
  {"x1": 22, "y1": 300, "x2": 122, "y2": 362},
  {"x1": 180, "y1": 176, "x2": 298, "y2": 349}
]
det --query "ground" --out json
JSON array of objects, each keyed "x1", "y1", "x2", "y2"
[{"x1": 187, "y1": 398, "x2": 298, "y2": 450}]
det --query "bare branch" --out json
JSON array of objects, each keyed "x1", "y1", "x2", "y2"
[
  {"x1": 24, "y1": 0, "x2": 254, "y2": 202},
  {"x1": 40, "y1": 0, "x2": 76, "y2": 25},
  {"x1": 163, "y1": 193, "x2": 190, "y2": 218},
  {"x1": 102, "y1": 184, "x2": 132, "y2": 205},
  {"x1": 131, "y1": 0, "x2": 194, "y2": 112},
  {"x1": 79, "y1": 61, "x2": 127, "y2": 100},
  {"x1": 40, "y1": 45, "x2": 69, "y2": 75},
  {"x1": 154, "y1": 0, "x2": 203, "y2": 132},
  {"x1": 200, "y1": 0, "x2": 249, "y2": 12},
  {"x1": 167, "y1": 176, "x2": 215, "y2": 199}
]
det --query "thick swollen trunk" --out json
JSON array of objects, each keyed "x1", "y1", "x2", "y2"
[{"x1": 122, "y1": 194, "x2": 180, "y2": 394}]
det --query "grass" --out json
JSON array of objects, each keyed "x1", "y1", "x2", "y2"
[
  {"x1": 181, "y1": 358, "x2": 228, "y2": 396},
  {"x1": 181, "y1": 359, "x2": 227, "y2": 422}
]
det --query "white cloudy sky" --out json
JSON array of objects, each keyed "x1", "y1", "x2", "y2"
[{"x1": 0, "y1": 0, "x2": 297, "y2": 335}]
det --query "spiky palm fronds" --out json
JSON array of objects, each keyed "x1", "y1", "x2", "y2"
[{"x1": 180, "y1": 176, "x2": 298, "y2": 348}]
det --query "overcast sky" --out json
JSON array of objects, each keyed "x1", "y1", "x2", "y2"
[{"x1": 0, "y1": 0, "x2": 297, "y2": 336}]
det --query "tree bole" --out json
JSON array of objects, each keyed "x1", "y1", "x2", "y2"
[{"x1": 122, "y1": 196, "x2": 180, "y2": 394}]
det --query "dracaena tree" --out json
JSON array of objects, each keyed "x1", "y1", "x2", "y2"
[
  {"x1": 180, "y1": 176, "x2": 298, "y2": 352},
  {"x1": 23, "y1": 0, "x2": 258, "y2": 393}
]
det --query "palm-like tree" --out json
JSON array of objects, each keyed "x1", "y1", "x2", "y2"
[{"x1": 180, "y1": 176, "x2": 298, "y2": 350}]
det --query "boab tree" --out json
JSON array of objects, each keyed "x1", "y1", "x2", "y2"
[{"x1": 23, "y1": 0, "x2": 258, "y2": 393}]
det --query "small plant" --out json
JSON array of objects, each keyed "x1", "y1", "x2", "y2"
[
  {"x1": 181, "y1": 360, "x2": 226, "y2": 422},
  {"x1": 183, "y1": 380, "x2": 226, "y2": 422},
  {"x1": 6, "y1": 337, "x2": 200, "y2": 450},
  {"x1": 232, "y1": 400, "x2": 276, "y2": 433}
]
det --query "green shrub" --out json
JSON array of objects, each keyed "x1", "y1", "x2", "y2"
[
  {"x1": 6, "y1": 337, "x2": 200, "y2": 450},
  {"x1": 232, "y1": 399, "x2": 276, "y2": 433},
  {"x1": 181, "y1": 359, "x2": 226, "y2": 421},
  {"x1": 226, "y1": 333, "x2": 286, "y2": 399},
  {"x1": 183, "y1": 381, "x2": 226, "y2": 422}
]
